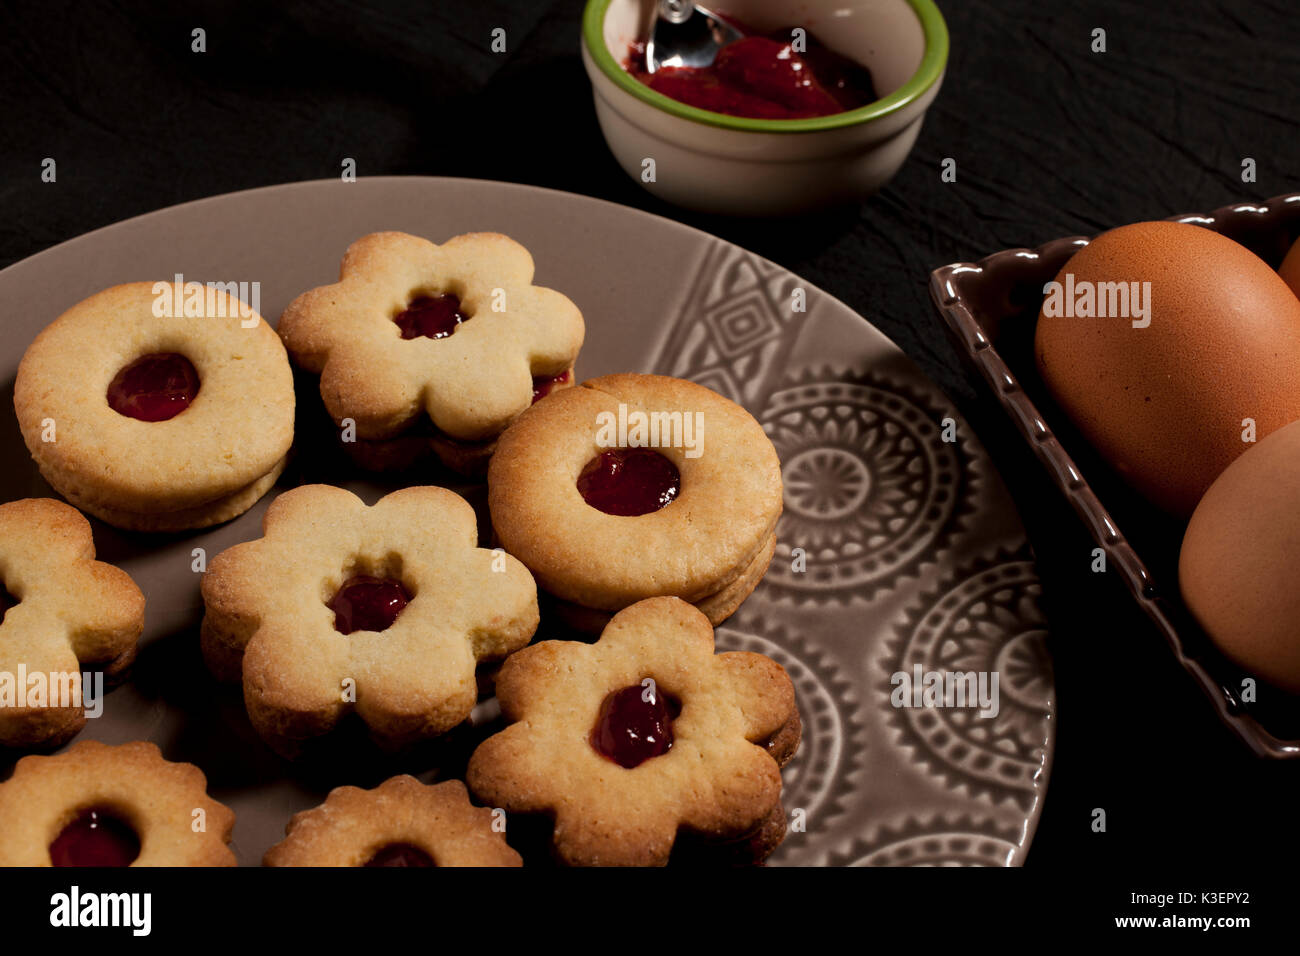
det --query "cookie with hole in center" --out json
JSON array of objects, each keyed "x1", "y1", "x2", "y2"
[
  {"x1": 13, "y1": 281, "x2": 294, "y2": 531},
  {"x1": 264, "y1": 777, "x2": 521, "y2": 867},
  {"x1": 200, "y1": 484, "x2": 539, "y2": 757},
  {"x1": 487, "y1": 373, "x2": 782, "y2": 631},
  {"x1": 279, "y1": 231, "x2": 583, "y2": 475},
  {"x1": 466, "y1": 596, "x2": 800, "y2": 866},
  {"x1": 0, "y1": 740, "x2": 235, "y2": 866},
  {"x1": 0, "y1": 498, "x2": 145, "y2": 749}
]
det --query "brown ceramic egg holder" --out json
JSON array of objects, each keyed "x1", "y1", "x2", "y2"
[{"x1": 930, "y1": 192, "x2": 1300, "y2": 759}]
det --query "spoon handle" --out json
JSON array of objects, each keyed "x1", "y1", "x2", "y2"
[{"x1": 657, "y1": 0, "x2": 694, "y2": 25}]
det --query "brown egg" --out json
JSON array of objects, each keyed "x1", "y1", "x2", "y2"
[
  {"x1": 1035, "y1": 220, "x2": 1300, "y2": 516},
  {"x1": 1280, "y1": 235, "x2": 1300, "y2": 300},
  {"x1": 1180, "y1": 418, "x2": 1300, "y2": 693}
]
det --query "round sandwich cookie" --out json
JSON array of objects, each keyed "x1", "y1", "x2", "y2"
[
  {"x1": 264, "y1": 776, "x2": 521, "y2": 867},
  {"x1": 0, "y1": 498, "x2": 145, "y2": 749},
  {"x1": 278, "y1": 231, "x2": 584, "y2": 475},
  {"x1": 13, "y1": 281, "x2": 294, "y2": 532},
  {"x1": 487, "y1": 373, "x2": 783, "y2": 631},
  {"x1": 467, "y1": 597, "x2": 800, "y2": 866},
  {"x1": 0, "y1": 740, "x2": 236, "y2": 866},
  {"x1": 200, "y1": 484, "x2": 539, "y2": 757}
]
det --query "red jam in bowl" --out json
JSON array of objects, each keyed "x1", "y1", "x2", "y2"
[
  {"x1": 106, "y1": 352, "x2": 200, "y2": 422},
  {"x1": 327, "y1": 575, "x2": 411, "y2": 634},
  {"x1": 590, "y1": 683, "x2": 679, "y2": 769},
  {"x1": 626, "y1": 18, "x2": 877, "y2": 120},
  {"x1": 395, "y1": 293, "x2": 468, "y2": 340},
  {"x1": 49, "y1": 807, "x2": 141, "y2": 867},
  {"x1": 577, "y1": 448, "x2": 680, "y2": 516}
]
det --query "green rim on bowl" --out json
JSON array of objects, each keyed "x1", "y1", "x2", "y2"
[{"x1": 582, "y1": 0, "x2": 949, "y2": 133}]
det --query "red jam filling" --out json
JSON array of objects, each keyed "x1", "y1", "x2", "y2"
[
  {"x1": 577, "y1": 448, "x2": 680, "y2": 517},
  {"x1": 0, "y1": 587, "x2": 16, "y2": 625},
  {"x1": 106, "y1": 352, "x2": 200, "y2": 422},
  {"x1": 531, "y1": 369, "x2": 572, "y2": 403},
  {"x1": 395, "y1": 293, "x2": 468, "y2": 340},
  {"x1": 591, "y1": 683, "x2": 679, "y2": 769},
  {"x1": 49, "y1": 807, "x2": 141, "y2": 867},
  {"x1": 327, "y1": 575, "x2": 411, "y2": 634},
  {"x1": 626, "y1": 20, "x2": 877, "y2": 120},
  {"x1": 364, "y1": 843, "x2": 436, "y2": 867}
]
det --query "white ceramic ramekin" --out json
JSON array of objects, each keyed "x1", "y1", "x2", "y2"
[{"x1": 581, "y1": 0, "x2": 949, "y2": 215}]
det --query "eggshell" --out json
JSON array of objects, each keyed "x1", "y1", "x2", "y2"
[
  {"x1": 1280, "y1": 235, "x2": 1300, "y2": 300},
  {"x1": 1035, "y1": 220, "x2": 1300, "y2": 516},
  {"x1": 1179, "y1": 418, "x2": 1300, "y2": 693}
]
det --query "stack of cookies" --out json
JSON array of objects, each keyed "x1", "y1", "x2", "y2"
[{"x1": 0, "y1": 230, "x2": 797, "y2": 867}]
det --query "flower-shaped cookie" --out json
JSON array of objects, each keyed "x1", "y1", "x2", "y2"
[
  {"x1": 0, "y1": 740, "x2": 235, "y2": 866},
  {"x1": 279, "y1": 231, "x2": 584, "y2": 457},
  {"x1": 0, "y1": 498, "x2": 145, "y2": 749},
  {"x1": 467, "y1": 596, "x2": 800, "y2": 866},
  {"x1": 265, "y1": 777, "x2": 521, "y2": 867},
  {"x1": 200, "y1": 484, "x2": 539, "y2": 756}
]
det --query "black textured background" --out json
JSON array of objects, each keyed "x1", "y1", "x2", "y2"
[{"x1": 3, "y1": 0, "x2": 1298, "y2": 885}]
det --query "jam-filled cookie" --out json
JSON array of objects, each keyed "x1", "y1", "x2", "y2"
[
  {"x1": 488, "y1": 373, "x2": 782, "y2": 630},
  {"x1": 466, "y1": 597, "x2": 800, "y2": 866},
  {"x1": 0, "y1": 498, "x2": 145, "y2": 749},
  {"x1": 200, "y1": 484, "x2": 539, "y2": 756},
  {"x1": 13, "y1": 282, "x2": 294, "y2": 531},
  {"x1": 279, "y1": 231, "x2": 584, "y2": 475},
  {"x1": 0, "y1": 740, "x2": 236, "y2": 866},
  {"x1": 264, "y1": 776, "x2": 521, "y2": 867}
]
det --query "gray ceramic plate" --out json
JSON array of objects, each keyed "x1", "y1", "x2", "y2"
[{"x1": 0, "y1": 177, "x2": 1054, "y2": 866}]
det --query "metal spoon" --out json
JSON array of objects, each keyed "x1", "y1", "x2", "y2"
[{"x1": 644, "y1": 0, "x2": 743, "y2": 73}]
